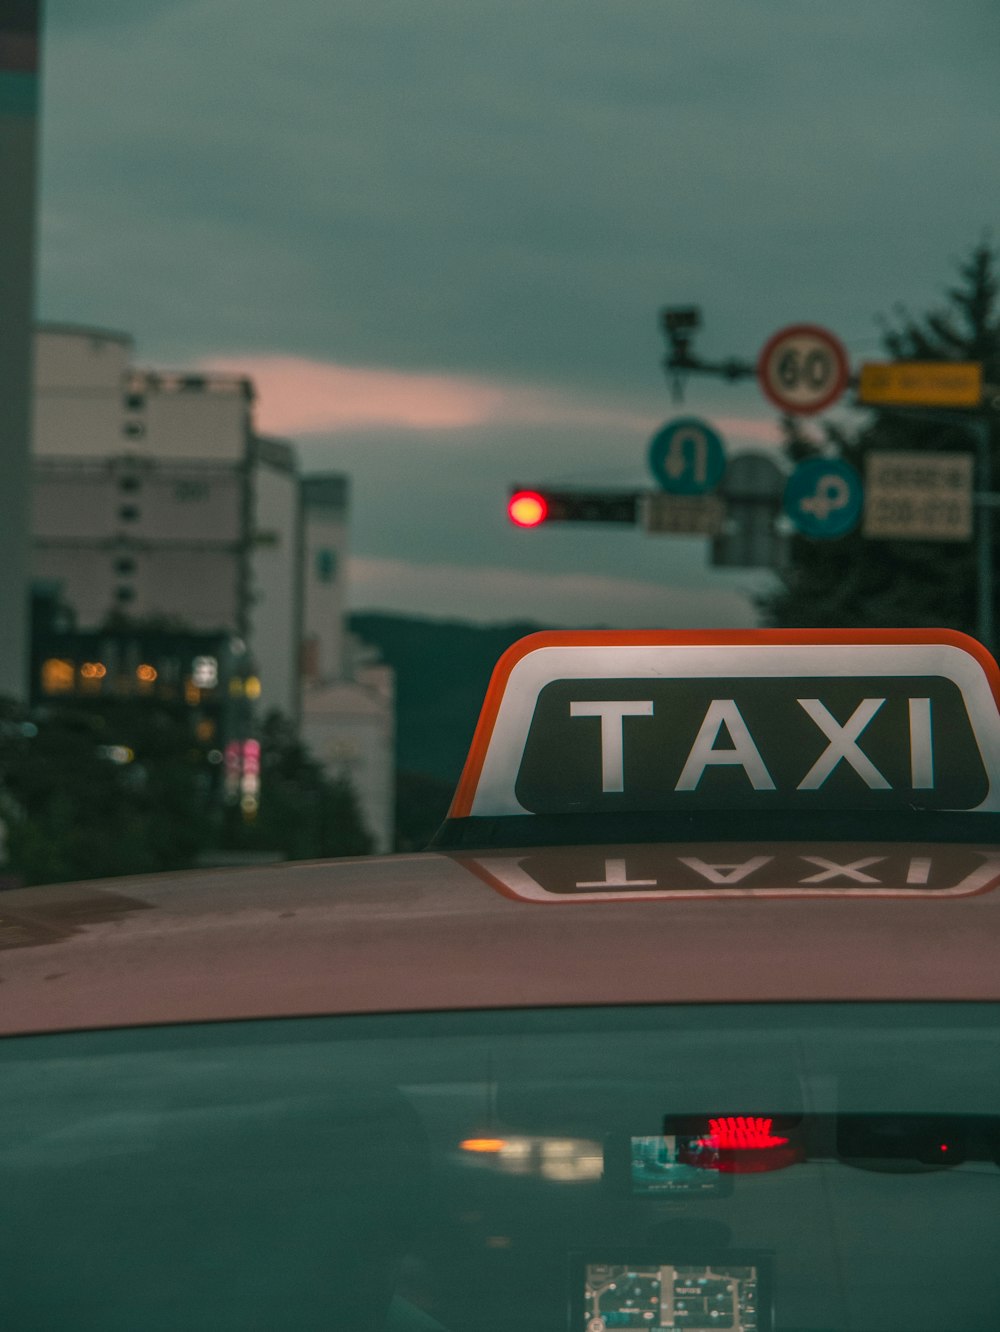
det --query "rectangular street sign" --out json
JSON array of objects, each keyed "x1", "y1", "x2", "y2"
[
  {"x1": 863, "y1": 451, "x2": 974, "y2": 542},
  {"x1": 858, "y1": 361, "x2": 982, "y2": 409},
  {"x1": 643, "y1": 493, "x2": 726, "y2": 536}
]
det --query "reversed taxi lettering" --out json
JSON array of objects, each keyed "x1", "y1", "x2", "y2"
[
  {"x1": 798, "y1": 856, "x2": 885, "y2": 884},
  {"x1": 676, "y1": 856, "x2": 774, "y2": 885},
  {"x1": 464, "y1": 847, "x2": 1000, "y2": 903},
  {"x1": 575, "y1": 858, "x2": 657, "y2": 889}
]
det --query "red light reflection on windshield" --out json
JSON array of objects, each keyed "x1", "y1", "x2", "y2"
[{"x1": 699, "y1": 1116, "x2": 789, "y2": 1150}]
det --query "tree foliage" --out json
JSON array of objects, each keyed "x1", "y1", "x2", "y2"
[
  {"x1": 0, "y1": 702, "x2": 373, "y2": 886},
  {"x1": 221, "y1": 711, "x2": 373, "y2": 861},
  {"x1": 761, "y1": 243, "x2": 1000, "y2": 635},
  {"x1": 0, "y1": 698, "x2": 213, "y2": 885}
]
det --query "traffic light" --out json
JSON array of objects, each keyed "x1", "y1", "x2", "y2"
[
  {"x1": 507, "y1": 488, "x2": 638, "y2": 527},
  {"x1": 508, "y1": 490, "x2": 549, "y2": 527}
]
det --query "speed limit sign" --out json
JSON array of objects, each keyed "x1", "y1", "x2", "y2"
[{"x1": 757, "y1": 324, "x2": 850, "y2": 415}]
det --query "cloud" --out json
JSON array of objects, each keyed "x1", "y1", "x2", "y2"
[
  {"x1": 201, "y1": 351, "x2": 787, "y2": 443},
  {"x1": 39, "y1": 0, "x2": 999, "y2": 404},
  {"x1": 203, "y1": 354, "x2": 505, "y2": 433},
  {"x1": 201, "y1": 353, "x2": 659, "y2": 436},
  {"x1": 712, "y1": 416, "x2": 782, "y2": 446},
  {"x1": 348, "y1": 555, "x2": 760, "y2": 629}
]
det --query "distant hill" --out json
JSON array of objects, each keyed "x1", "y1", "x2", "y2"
[{"x1": 349, "y1": 612, "x2": 542, "y2": 786}]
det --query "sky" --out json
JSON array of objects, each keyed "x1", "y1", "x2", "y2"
[{"x1": 36, "y1": 0, "x2": 1000, "y2": 627}]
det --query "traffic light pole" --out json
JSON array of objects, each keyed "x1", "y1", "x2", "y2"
[
  {"x1": 973, "y1": 416, "x2": 994, "y2": 655},
  {"x1": 878, "y1": 407, "x2": 995, "y2": 655},
  {"x1": 660, "y1": 308, "x2": 1000, "y2": 651}
]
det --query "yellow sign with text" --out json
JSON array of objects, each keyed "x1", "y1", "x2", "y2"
[{"x1": 859, "y1": 361, "x2": 982, "y2": 409}]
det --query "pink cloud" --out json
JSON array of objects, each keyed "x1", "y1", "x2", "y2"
[
  {"x1": 201, "y1": 353, "x2": 669, "y2": 437},
  {"x1": 202, "y1": 354, "x2": 507, "y2": 434},
  {"x1": 712, "y1": 415, "x2": 783, "y2": 444}
]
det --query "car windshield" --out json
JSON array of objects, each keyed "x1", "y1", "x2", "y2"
[{"x1": 2, "y1": 1003, "x2": 998, "y2": 1331}]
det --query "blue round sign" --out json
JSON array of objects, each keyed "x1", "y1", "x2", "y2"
[
  {"x1": 648, "y1": 417, "x2": 727, "y2": 495},
  {"x1": 783, "y1": 458, "x2": 863, "y2": 539}
]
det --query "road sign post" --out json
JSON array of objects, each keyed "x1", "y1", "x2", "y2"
[
  {"x1": 858, "y1": 362, "x2": 983, "y2": 410},
  {"x1": 863, "y1": 451, "x2": 974, "y2": 542},
  {"x1": 784, "y1": 458, "x2": 864, "y2": 540},
  {"x1": 648, "y1": 418, "x2": 726, "y2": 494},
  {"x1": 973, "y1": 417, "x2": 994, "y2": 656},
  {"x1": 711, "y1": 452, "x2": 788, "y2": 569},
  {"x1": 861, "y1": 389, "x2": 993, "y2": 654},
  {"x1": 757, "y1": 324, "x2": 850, "y2": 416},
  {"x1": 643, "y1": 493, "x2": 726, "y2": 536}
]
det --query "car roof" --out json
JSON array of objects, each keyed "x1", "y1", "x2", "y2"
[
  {"x1": 7, "y1": 626, "x2": 1000, "y2": 1037},
  {"x1": 2, "y1": 841, "x2": 1000, "y2": 1036}
]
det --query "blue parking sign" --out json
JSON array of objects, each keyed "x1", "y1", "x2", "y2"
[
  {"x1": 648, "y1": 418, "x2": 726, "y2": 495},
  {"x1": 784, "y1": 458, "x2": 863, "y2": 539}
]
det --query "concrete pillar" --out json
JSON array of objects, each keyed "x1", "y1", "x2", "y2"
[{"x1": 0, "y1": 1, "x2": 41, "y2": 700}]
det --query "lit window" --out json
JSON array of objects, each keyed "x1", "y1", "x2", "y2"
[
  {"x1": 41, "y1": 658, "x2": 74, "y2": 695},
  {"x1": 191, "y1": 655, "x2": 218, "y2": 688},
  {"x1": 97, "y1": 744, "x2": 134, "y2": 765},
  {"x1": 80, "y1": 662, "x2": 106, "y2": 691},
  {"x1": 244, "y1": 674, "x2": 262, "y2": 700},
  {"x1": 136, "y1": 664, "x2": 157, "y2": 684}
]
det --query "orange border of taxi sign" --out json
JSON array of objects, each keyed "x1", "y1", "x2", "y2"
[{"x1": 448, "y1": 628, "x2": 1000, "y2": 820}]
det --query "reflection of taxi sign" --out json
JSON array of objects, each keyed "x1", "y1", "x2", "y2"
[
  {"x1": 462, "y1": 845, "x2": 1000, "y2": 904},
  {"x1": 446, "y1": 630, "x2": 1000, "y2": 824}
]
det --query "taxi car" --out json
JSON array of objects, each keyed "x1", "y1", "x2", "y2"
[{"x1": 2, "y1": 628, "x2": 1000, "y2": 1331}]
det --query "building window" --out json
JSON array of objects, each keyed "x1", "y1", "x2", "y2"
[
  {"x1": 118, "y1": 475, "x2": 141, "y2": 493},
  {"x1": 174, "y1": 480, "x2": 210, "y2": 502},
  {"x1": 114, "y1": 556, "x2": 136, "y2": 576},
  {"x1": 122, "y1": 421, "x2": 146, "y2": 439},
  {"x1": 124, "y1": 392, "x2": 145, "y2": 411},
  {"x1": 41, "y1": 658, "x2": 75, "y2": 695},
  {"x1": 316, "y1": 548, "x2": 337, "y2": 582},
  {"x1": 115, "y1": 585, "x2": 135, "y2": 604},
  {"x1": 118, "y1": 504, "x2": 140, "y2": 522}
]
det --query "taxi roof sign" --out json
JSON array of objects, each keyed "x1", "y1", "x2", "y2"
[{"x1": 443, "y1": 630, "x2": 1000, "y2": 840}]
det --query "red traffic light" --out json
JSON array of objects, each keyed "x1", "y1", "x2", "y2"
[{"x1": 508, "y1": 490, "x2": 548, "y2": 528}]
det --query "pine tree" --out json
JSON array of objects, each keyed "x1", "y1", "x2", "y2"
[{"x1": 760, "y1": 243, "x2": 1000, "y2": 637}]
